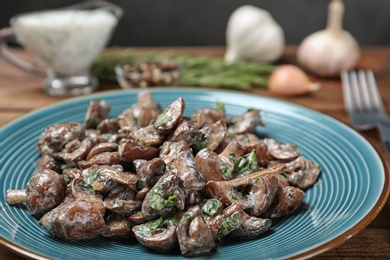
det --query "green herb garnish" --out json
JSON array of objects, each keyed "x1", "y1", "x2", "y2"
[
  {"x1": 201, "y1": 199, "x2": 222, "y2": 217},
  {"x1": 218, "y1": 212, "x2": 240, "y2": 237}
]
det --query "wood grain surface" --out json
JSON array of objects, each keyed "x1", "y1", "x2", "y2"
[{"x1": 1, "y1": 47, "x2": 389, "y2": 259}]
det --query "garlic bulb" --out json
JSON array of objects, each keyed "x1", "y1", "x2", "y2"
[
  {"x1": 224, "y1": 5, "x2": 285, "y2": 64},
  {"x1": 297, "y1": 0, "x2": 360, "y2": 77}
]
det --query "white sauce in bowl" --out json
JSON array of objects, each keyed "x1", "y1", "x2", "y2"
[{"x1": 12, "y1": 10, "x2": 117, "y2": 75}]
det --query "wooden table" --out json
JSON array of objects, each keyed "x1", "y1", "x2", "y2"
[{"x1": 1, "y1": 47, "x2": 389, "y2": 259}]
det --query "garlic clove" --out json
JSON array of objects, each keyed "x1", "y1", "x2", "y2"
[
  {"x1": 268, "y1": 64, "x2": 321, "y2": 96},
  {"x1": 296, "y1": 0, "x2": 360, "y2": 77},
  {"x1": 225, "y1": 5, "x2": 285, "y2": 64}
]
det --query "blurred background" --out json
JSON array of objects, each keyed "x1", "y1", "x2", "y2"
[{"x1": 0, "y1": 0, "x2": 389, "y2": 47}]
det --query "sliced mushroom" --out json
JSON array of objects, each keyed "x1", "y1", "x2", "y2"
[
  {"x1": 195, "y1": 148, "x2": 225, "y2": 182},
  {"x1": 128, "y1": 124, "x2": 166, "y2": 147},
  {"x1": 153, "y1": 97, "x2": 185, "y2": 133},
  {"x1": 205, "y1": 203, "x2": 250, "y2": 240},
  {"x1": 86, "y1": 142, "x2": 118, "y2": 160},
  {"x1": 167, "y1": 118, "x2": 199, "y2": 144},
  {"x1": 136, "y1": 157, "x2": 166, "y2": 190},
  {"x1": 133, "y1": 218, "x2": 178, "y2": 252},
  {"x1": 37, "y1": 123, "x2": 85, "y2": 155},
  {"x1": 228, "y1": 216, "x2": 272, "y2": 240},
  {"x1": 245, "y1": 174, "x2": 279, "y2": 216},
  {"x1": 284, "y1": 156, "x2": 321, "y2": 189},
  {"x1": 261, "y1": 185, "x2": 305, "y2": 219},
  {"x1": 103, "y1": 185, "x2": 142, "y2": 215},
  {"x1": 202, "y1": 165, "x2": 285, "y2": 210},
  {"x1": 96, "y1": 118, "x2": 121, "y2": 134},
  {"x1": 159, "y1": 140, "x2": 190, "y2": 166},
  {"x1": 193, "y1": 107, "x2": 229, "y2": 127},
  {"x1": 78, "y1": 151, "x2": 121, "y2": 169},
  {"x1": 174, "y1": 150, "x2": 205, "y2": 190},
  {"x1": 205, "y1": 120, "x2": 227, "y2": 151},
  {"x1": 119, "y1": 139, "x2": 159, "y2": 163},
  {"x1": 84, "y1": 99, "x2": 110, "y2": 129},
  {"x1": 54, "y1": 138, "x2": 95, "y2": 165},
  {"x1": 102, "y1": 213, "x2": 133, "y2": 239},
  {"x1": 70, "y1": 178, "x2": 105, "y2": 215},
  {"x1": 141, "y1": 171, "x2": 182, "y2": 220},
  {"x1": 264, "y1": 138, "x2": 301, "y2": 161},
  {"x1": 177, "y1": 205, "x2": 216, "y2": 256},
  {"x1": 228, "y1": 109, "x2": 263, "y2": 135},
  {"x1": 39, "y1": 199, "x2": 106, "y2": 240}
]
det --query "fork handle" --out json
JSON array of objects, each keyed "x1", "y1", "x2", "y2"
[{"x1": 377, "y1": 122, "x2": 390, "y2": 157}]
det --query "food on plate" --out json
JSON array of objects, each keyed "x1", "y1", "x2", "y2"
[{"x1": 6, "y1": 90, "x2": 321, "y2": 256}]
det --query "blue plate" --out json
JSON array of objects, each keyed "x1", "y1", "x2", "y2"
[{"x1": 1, "y1": 89, "x2": 389, "y2": 259}]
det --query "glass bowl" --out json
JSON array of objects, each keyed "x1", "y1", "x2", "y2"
[{"x1": 115, "y1": 59, "x2": 181, "y2": 89}]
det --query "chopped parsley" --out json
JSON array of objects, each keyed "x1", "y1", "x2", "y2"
[
  {"x1": 192, "y1": 135, "x2": 207, "y2": 154},
  {"x1": 201, "y1": 199, "x2": 222, "y2": 217},
  {"x1": 83, "y1": 168, "x2": 99, "y2": 193},
  {"x1": 233, "y1": 150, "x2": 259, "y2": 175},
  {"x1": 217, "y1": 212, "x2": 240, "y2": 237},
  {"x1": 155, "y1": 108, "x2": 173, "y2": 126},
  {"x1": 215, "y1": 102, "x2": 225, "y2": 113}
]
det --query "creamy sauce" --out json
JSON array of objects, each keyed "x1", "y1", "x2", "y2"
[{"x1": 12, "y1": 10, "x2": 117, "y2": 75}]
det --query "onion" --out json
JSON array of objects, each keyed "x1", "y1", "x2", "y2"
[{"x1": 268, "y1": 65, "x2": 320, "y2": 96}]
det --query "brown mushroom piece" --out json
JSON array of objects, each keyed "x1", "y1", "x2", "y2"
[
  {"x1": 128, "y1": 124, "x2": 166, "y2": 147},
  {"x1": 39, "y1": 199, "x2": 106, "y2": 240},
  {"x1": 153, "y1": 97, "x2": 185, "y2": 133},
  {"x1": 78, "y1": 151, "x2": 121, "y2": 169},
  {"x1": 86, "y1": 142, "x2": 118, "y2": 160},
  {"x1": 264, "y1": 138, "x2": 301, "y2": 161},
  {"x1": 244, "y1": 173, "x2": 279, "y2": 216},
  {"x1": 37, "y1": 152, "x2": 61, "y2": 173},
  {"x1": 193, "y1": 107, "x2": 229, "y2": 127},
  {"x1": 261, "y1": 185, "x2": 305, "y2": 219},
  {"x1": 235, "y1": 134, "x2": 270, "y2": 167},
  {"x1": 133, "y1": 216, "x2": 179, "y2": 252},
  {"x1": 228, "y1": 109, "x2": 263, "y2": 135},
  {"x1": 70, "y1": 178, "x2": 105, "y2": 215},
  {"x1": 177, "y1": 205, "x2": 216, "y2": 256},
  {"x1": 6, "y1": 169, "x2": 67, "y2": 216},
  {"x1": 228, "y1": 216, "x2": 272, "y2": 240},
  {"x1": 174, "y1": 150, "x2": 205, "y2": 190},
  {"x1": 118, "y1": 90, "x2": 161, "y2": 132},
  {"x1": 167, "y1": 118, "x2": 199, "y2": 144},
  {"x1": 284, "y1": 156, "x2": 321, "y2": 189},
  {"x1": 54, "y1": 138, "x2": 95, "y2": 166},
  {"x1": 37, "y1": 123, "x2": 85, "y2": 155},
  {"x1": 202, "y1": 165, "x2": 285, "y2": 211},
  {"x1": 119, "y1": 139, "x2": 159, "y2": 163},
  {"x1": 102, "y1": 213, "x2": 133, "y2": 239},
  {"x1": 195, "y1": 148, "x2": 226, "y2": 182},
  {"x1": 84, "y1": 99, "x2": 110, "y2": 129},
  {"x1": 135, "y1": 158, "x2": 166, "y2": 190},
  {"x1": 103, "y1": 185, "x2": 142, "y2": 216},
  {"x1": 96, "y1": 118, "x2": 121, "y2": 134},
  {"x1": 141, "y1": 171, "x2": 184, "y2": 220},
  {"x1": 205, "y1": 120, "x2": 227, "y2": 151},
  {"x1": 159, "y1": 140, "x2": 190, "y2": 166},
  {"x1": 205, "y1": 203, "x2": 251, "y2": 240}
]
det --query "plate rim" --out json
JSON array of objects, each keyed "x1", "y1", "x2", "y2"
[{"x1": 1, "y1": 87, "x2": 389, "y2": 259}]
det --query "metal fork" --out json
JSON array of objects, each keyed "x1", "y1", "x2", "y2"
[{"x1": 341, "y1": 70, "x2": 390, "y2": 156}]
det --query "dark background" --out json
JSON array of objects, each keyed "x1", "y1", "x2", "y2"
[{"x1": 0, "y1": 0, "x2": 389, "y2": 47}]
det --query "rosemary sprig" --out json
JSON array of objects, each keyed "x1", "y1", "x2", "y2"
[{"x1": 91, "y1": 49, "x2": 277, "y2": 90}]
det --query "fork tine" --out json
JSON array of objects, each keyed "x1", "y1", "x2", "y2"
[
  {"x1": 341, "y1": 70, "x2": 362, "y2": 113},
  {"x1": 341, "y1": 70, "x2": 354, "y2": 113},
  {"x1": 365, "y1": 70, "x2": 386, "y2": 113}
]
